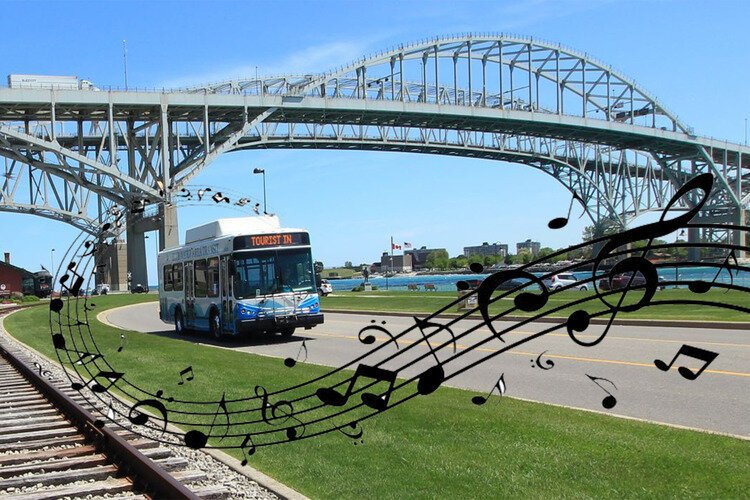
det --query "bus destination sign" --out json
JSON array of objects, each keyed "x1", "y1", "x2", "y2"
[{"x1": 234, "y1": 232, "x2": 310, "y2": 250}]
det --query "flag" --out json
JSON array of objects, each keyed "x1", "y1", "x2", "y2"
[
  {"x1": 403, "y1": 242, "x2": 413, "y2": 249},
  {"x1": 392, "y1": 243, "x2": 401, "y2": 250}
]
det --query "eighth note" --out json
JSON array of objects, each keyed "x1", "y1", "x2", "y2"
[
  {"x1": 178, "y1": 366, "x2": 195, "y2": 385},
  {"x1": 284, "y1": 340, "x2": 308, "y2": 368},
  {"x1": 654, "y1": 344, "x2": 718, "y2": 380},
  {"x1": 472, "y1": 374, "x2": 506, "y2": 405},
  {"x1": 688, "y1": 249, "x2": 738, "y2": 294},
  {"x1": 548, "y1": 191, "x2": 584, "y2": 229},
  {"x1": 586, "y1": 374, "x2": 617, "y2": 409},
  {"x1": 117, "y1": 333, "x2": 126, "y2": 352}
]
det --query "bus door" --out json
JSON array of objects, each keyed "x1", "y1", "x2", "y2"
[
  {"x1": 184, "y1": 262, "x2": 195, "y2": 326},
  {"x1": 220, "y1": 255, "x2": 234, "y2": 331}
]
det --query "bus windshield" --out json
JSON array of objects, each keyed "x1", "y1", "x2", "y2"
[{"x1": 233, "y1": 248, "x2": 315, "y2": 299}]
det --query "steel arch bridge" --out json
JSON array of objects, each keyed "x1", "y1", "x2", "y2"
[{"x1": 0, "y1": 34, "x2": 747, "y2": 284}]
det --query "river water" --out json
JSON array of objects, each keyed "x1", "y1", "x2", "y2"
[{"x1": 327, "y1": 266, "x2": 750, "y2": 292}]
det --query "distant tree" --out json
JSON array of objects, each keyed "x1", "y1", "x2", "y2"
[
  {"x1": 516, "y1": 250, "x2": 533, "y2": 264},
  {"x1": 426, "y1": 249, "x2": 450, "y2": 270},
  {"x1": 537, "y1": 247, "x2": 555, "y2": 259},
  {"x1": 314, "y1": 261, "x2": 324, "y2": 274},
  {"x1": 344, "y1": 261, "x2": 353, "y2": 268},
  {"x1": 504, "y1": 253, "x2": 514, "y2": 265}
]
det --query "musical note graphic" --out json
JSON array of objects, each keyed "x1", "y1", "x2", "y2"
[
  {"x1": 107, "y1": 398, "x2": 115, "y2": 420},
  {"x1": 239, "y1": 434, "x2": 256, "y2": 465},
  {"x1": 179, "y1": 188, "x2": 192, "y2": 199},
  {"x1": 255, "y1": 386, "x2": 307, "y2": 440},
  {"x1": 316, "y1": 364, "x2": 397, "y2": 411},
  {"x1": 548, "y1": 191, "x2": 584, "y2": 229},
  {"x1": 414, "y1": 317, "x2": 448, "y2": 396},
  {"x1": 689, "y1": 249, "x2": 738, "y2": 294},
  {"x1": 469, "y1": 262, "x2": 484, "y2": 273},
  {"x1": 284, "y1": 340, "x2": 308, "y2": 368},
  {"x1": 184, "y1": 392, "x2": 229, "y2": 449},
  {"x1": 50, "y1": 298, "x2": 64, "y2": 313},
  {"x1": 84, "y1": 302, "x2": 96, "y2": 312},
  {"x1": 131, "y1": 199, "x2": 147, "y2": 214},
  {"x1": 586, "y1": 374, "x2": 617, "y2": 409},
  {"x1": 339, "y1": 420, "x2": 364, "y2": 445},
  {"x1": 72, "y1": 351, "x2": 102, "y2": 366},
  {"x1": 128, "y1": 397, "x2": 169, "y2": 434},
  {"x1": 197, "y1": 187, "x2": 212, "y2": 201},
  {"x1": 357, "y1": 320, "x2": 399, "y2": 348},
  {"x1": 33, "y1": 362, "x2": 53, "y2": 380},
  {"x1": 234, "y1": 197, "x2": 250, "y2": 207},
  {"x1": 71, "y1": 370, "x2": 124, "y2": 393},
  {"x1": 530, "y1": 350, "x2": 555, "y2": 370},
  {"x1": 253, "y1": 203, "x2": 261, "y2": 214},
  {"x1": 472, "y1": 374, "x2": 506, "y2": 405},
  {"x1": 477, "y1": 269, "x2": 549, "y2": 341},
  {"x1": 117, "y1": 333, "x2": 126, "y2": 352},
  {"x1": 212, "y1": 192, "x2": 230, "y2": 203},
  {"x1": 178, "y1": 366, "x2": 195, "y2": 385},
  {"x1": 654, "y1": 344, "x2": 719, "y2": 380},
  {"x1": 59, "y1": 261, "x2": 85, "y2": 296}
]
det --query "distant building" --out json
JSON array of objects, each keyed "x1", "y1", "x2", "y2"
[
  {"x1": 0, "y1": 252, "x2": 33, "y2": 297},
  {"x1": 464, "y1": 242, "x2": 508, "y2": 258},
  {"x1": 380, "y1": 252, "x2": 413, "y2": 272},
  {"x1": 405, "y1": 246, "x2": 448, "y2": 270},
  {"x1": 516, "y1": 239, "x2": 541, "y2": 256}
]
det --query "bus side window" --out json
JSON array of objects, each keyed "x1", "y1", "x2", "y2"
[
  {"x1": 194, "y1": 259, "x2": 208, "y2": 297},
  {"x1": 163, "y1": 265, "x2": 173, "y2": 292},
  {"x1": 207, "y1": 257, "x2": 219, "y2": 297},
  {"x1": 173, "y1": 264, "x2": 183, "y2": 291}
]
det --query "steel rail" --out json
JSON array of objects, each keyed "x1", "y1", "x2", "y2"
[{"x1": 0, "y1": 334, "x2": 198, "y2": 500}]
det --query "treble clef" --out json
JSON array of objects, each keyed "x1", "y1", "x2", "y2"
[
  {"x1": 567, "y1": 173, "x2": 714, "y2": 347},
  {"x1": 476, "y1": 269, "x2": 550, "y2": 342}
]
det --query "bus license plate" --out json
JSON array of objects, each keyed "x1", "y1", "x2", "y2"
[{"x1": 278, "y1": 315, "x2": 297, "y2": 324}]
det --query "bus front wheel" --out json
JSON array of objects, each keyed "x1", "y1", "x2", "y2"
[
  {"x1": 209, "y1": 310, "x2": 222, "y2": 339},
  {"x1": 278, "y1": 327, "x2": 295, "y2": 337}
]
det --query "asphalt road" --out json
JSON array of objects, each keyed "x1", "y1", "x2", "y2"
[{"x1": 104, "y1": 302, "x2": 750, "y2": 438}]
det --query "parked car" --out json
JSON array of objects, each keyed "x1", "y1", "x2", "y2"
[
  {"x1": 605, "y1": 272, "x2": 666, "y2": 291},
  {"x1": 131, "y1": 283, "x2": 149, "y2": 294},
  {"x1": 318, "y1": 279, "x2": 333, "y2": 296},
  {"x1": 95, "y1": 283, "x2": 110, "y2": 295},
  {"x1": 549, "y1": 273, "x2": 590, "y2": 291}
]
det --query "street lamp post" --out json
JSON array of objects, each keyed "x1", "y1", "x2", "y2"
[
  {"x1": 50, "y1": 249, "x2": 55, "y2": 273},
  {"x1": 675, "y1": 229, "x2": 685, "y2": 288},
  {"x1": 253, "y1": 168, "x2": 267, "y2": 214}
]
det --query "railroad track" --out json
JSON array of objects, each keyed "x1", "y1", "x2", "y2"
[{"x1": 0, "y1": 307, "x2": 229, "y2": 499}]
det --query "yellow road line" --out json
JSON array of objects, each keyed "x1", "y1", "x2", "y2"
[{"x1": 307, "y1": 331, "x2": 750, "y2": 378}]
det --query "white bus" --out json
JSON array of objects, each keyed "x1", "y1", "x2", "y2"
[{"x1": 157, "y1": 216, "x2": 323, "y2": 338}]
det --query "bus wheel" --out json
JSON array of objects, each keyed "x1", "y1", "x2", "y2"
[
  {"x1": 175, "y1": 309, "x2": 186, "y2": 335},
  {"x1": 209, "y1": 310, "x2": 222, "y2": 339},
  {"x1": 279, "y1": 327, "x2": 295, "y2": 337}
]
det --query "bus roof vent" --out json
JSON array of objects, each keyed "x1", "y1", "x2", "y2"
[{"x1": 185, "y1": 215, "x2": 282, "y2": 243}]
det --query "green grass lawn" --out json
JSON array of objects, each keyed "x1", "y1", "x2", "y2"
[
  {"x1": 4, "y1": 295, "x2": 749, "y2": 498},
  {"x1": 321, "y1": 288, "x2": 750, "y2": 322}
]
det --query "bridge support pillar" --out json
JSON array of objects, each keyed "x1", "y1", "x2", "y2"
[
  {"x1": 159, "y1": 203, "x2": 179, "y2": 250},
  {"x1": 126, "y1": 221, "x2": 148, "y2": 292},
  {"x1": 687, "y1": 227, "x2": 701, "y2": 262},
  {"x1": 734, "y1": 209, "x2": 747, "y2": 259}
]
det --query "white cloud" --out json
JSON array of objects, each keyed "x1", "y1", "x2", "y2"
[{"x1": 159, "y1": 39, "x2": 377, "y2": 89}]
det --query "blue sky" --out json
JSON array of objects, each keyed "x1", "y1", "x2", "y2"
[{"x1": 1, "y1": 0, "x2": 748, "y2": 280}]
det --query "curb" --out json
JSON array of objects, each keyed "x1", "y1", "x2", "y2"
[{"x1": 324, "y1": 308, "x2": 750, "y2": 330}]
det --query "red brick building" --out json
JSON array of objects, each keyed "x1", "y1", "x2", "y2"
[{"x1": 0, "y1": 253, "x2": 33, "y2": 297}]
